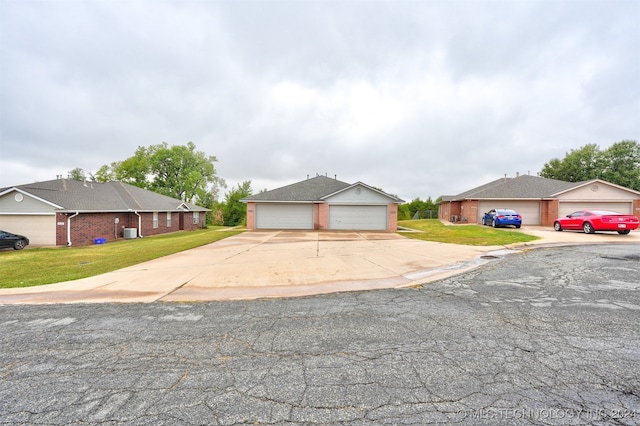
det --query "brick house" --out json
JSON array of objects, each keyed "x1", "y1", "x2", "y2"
[
  {"x1": 242, "y1": 175, "x2": 404, "y2": 231},
  {"x1": 439, "y1": 174, "x2": 640, "y2": 226},
  {"x1": 0, "y1": 179, "x2": 209, "y2": 246}
]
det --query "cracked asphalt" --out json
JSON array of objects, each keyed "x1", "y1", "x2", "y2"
[{"x1": 1, "y1": 243, "x2": 639, "y2": 425}]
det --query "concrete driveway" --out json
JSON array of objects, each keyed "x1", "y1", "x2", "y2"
[{"x1": 0, "y1": 227, "x2": 638, "y2": 304}]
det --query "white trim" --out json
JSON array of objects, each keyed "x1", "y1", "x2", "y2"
[
  {"x1": 552, "y1": 179, "x2": 640, "y2": 197},
  {"x1": 321, "y1": 182, "x2": 403, "y2": 203},
  {"x1": 0, "y1": 187, "x2": 64, "y2": 209},
  {"x1": 0, "y1": 212, "x2": 56, "y2": 216}
]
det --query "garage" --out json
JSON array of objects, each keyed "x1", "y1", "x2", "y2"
[
  {"x1": 329, "y1": 205, "x2": 387, "y2": 230},
  {"x1": 559, "y1": 202, "x2": 632, "y2": 218},
  {"x1": 478, "y1": 201, "x2": 541, "y2": 225},
  {"x1": 0, "y1": 214, "x2": 56, "y2": 246},
  {"x1": 255, "y1": 204, "x2": 313, "y2": 229}
]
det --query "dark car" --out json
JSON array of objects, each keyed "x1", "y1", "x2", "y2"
[
  {"x1": 0, "y1": 230, "x2": 30, "y2": 250},
  {"x1": 482, "y1": 209, "x2": 522, "y2": 228}
]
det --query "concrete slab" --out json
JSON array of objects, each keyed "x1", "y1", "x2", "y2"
[{"x1": 0, "y1": 227, "x2": 637, "y2": 304}]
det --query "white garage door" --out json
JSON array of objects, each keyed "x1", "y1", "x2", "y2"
[
  {"x1": 478, "y1": 201, "x2": 541, "y2": 225},
  {"x1": 559, "y1": 202, "x2": 632, "y2": 218},
  {"x1": 255, "y1": 204, "x2": 313, "y2": 229},
  {"x1": 0, "y1": 215, "x2": 56, "y2": 245},
  {"x1": 329, "y1": 205, "x2": 387, "y2": 230}
]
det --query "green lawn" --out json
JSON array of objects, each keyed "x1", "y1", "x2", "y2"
[
  {"x1": 398, "y1": 219, "x2": 540, "y2": 246},
  {"x1": 0, "y1": 227, "x2": 243, "y2": 289}
]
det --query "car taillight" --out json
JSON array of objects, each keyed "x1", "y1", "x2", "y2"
[
  {"x1": 497, "y1": 215, "x2": 505, "y2": 219},
  {"x1": 516, "y1": 215, "x2": 521, "y2": 219}
]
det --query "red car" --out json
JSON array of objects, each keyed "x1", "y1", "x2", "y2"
[{"x1": 553, "y1": 210, "x2": 640, "y2": 234}]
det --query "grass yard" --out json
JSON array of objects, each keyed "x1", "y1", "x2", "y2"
[
  {"x1": 398, "y1": 219, "x2": 540, "y2": 246},
  {"x1": 0, "y1": 227, "x2": 243, "y2": 289}
]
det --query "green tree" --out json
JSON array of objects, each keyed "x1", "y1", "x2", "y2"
[
  {"x1": 540, "y1": 143, "x2": 604, "y2": 182},
  {"x1": 222, "y1": 181, "x2": 253, "y2": 226},
  {"x1": 68, "y1": 167, "x2": 87, "y2": 181},
  {"x1": 600, "y1": 140, "x2": 640, "y2": 191},
  {"x1": 399, "y1": 197, "x2": 439, "y2": 220},
  {"x1": 540, "y1": 141, "x2": 640, "y2": 191},
  {"x1": 96, "y1": 142, "x2": 223, "y2": 204}
]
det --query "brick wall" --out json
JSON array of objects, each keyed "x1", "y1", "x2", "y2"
[
  {"x1": 387, "y1": 203, "x2": 398, "y2": 231},
  {"x1": 246, "y1": 202, "x2": 255, "y2": 230},
  {"x1": 317, "y1": 203, "x2": 329, "y2": 230},
  {"x1": 540, "y1": 200, "x2": 559, "y2": 227},
  {"x1": 56, "y1": 211, "x2": 204, "y2": 246}
]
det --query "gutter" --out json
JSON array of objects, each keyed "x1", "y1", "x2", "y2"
[
  {"x1": 67, "y1": 211, "x2": 80, "y2": 246},
  {"x1": 134, "y1": 211, "x2": 143, "y2": 238}
]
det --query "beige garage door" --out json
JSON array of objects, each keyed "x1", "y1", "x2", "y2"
[
  {"x1": 255, "y1": 204, "x2": 313, "y2": 229},
  {"x1": 0, "y1": 215, "x2": 56, "y2": 246},
  {"x1": 559, "y1": 202, "x2": 632, "y2": 218},
  {"x1": 478, "y1": 201, "x2": 541, "y2": 225},
  {"x1": 329, "y1": 205, "x2": 388, "y2": 230}
]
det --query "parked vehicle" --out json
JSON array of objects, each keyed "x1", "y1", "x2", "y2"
[
  {"x1": 482, "y1": 209, "x2": 522, "y2": 228},
  {"x1": 553, "y1": 210, "x2": 639, "y2": 234},
  {"x1": 0, "y1": 230, "x2": 30, "y2": 250}
]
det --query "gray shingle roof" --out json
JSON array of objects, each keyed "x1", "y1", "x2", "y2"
[
  {"x1": 242, "y1": 175, "x2": 352, "y2": 202},
  {"x1": 450, "y1": 175, "x2": 580, "y2": 200},
  {"x1": 5, "y1": 179, "x2": 208, "y2": 212}
]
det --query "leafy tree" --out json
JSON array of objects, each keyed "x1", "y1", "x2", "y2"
[
  {"x1": 95, "y1": 142, "x2": 224, "y2": 204},
  {"x1": 68, "y1": 167, "x2": 87, "y2": 181},
  {"x1": 399, "y1": 197, "x2": 439, "y2": 220},
  {"x1": 600, "y1": 140, "x2": 640, "y2": 191},
  {"x1": 540, "y1": 143, "x2": 604, "y2": 182},
  {"x1": 222, "y1": 181, "x2": 253, "y2": 226},
  {"x1": 540, "y1": 140, "x2": 639, "y2": 191}
]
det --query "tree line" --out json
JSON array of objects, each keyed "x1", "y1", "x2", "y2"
[{"x1": 68, "y1": 139, "x2": 638, "y2": 226}]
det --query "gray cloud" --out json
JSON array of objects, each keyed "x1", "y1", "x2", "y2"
[{"x1": 1, "y1": 0, "x2": 638, "y2": 202}]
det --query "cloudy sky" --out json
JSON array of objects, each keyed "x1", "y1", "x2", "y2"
[{"x1": 1, "y1": 0, "x2": 638, "y2": 201}]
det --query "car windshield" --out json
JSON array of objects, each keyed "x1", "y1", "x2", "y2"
[{"x1": 497, "y1": 210, "x2": 518, "y2": 215}]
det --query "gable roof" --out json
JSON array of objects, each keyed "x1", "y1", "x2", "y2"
[
  {"x1": 0, "y1": 179, "x2": 208, "y2": 212},
  {"x1": 447, "y1": 175, "x2": 582, "y2": 200},
  {"x1": 242, "y1": 175, "x2": 403, "y2": 203}
]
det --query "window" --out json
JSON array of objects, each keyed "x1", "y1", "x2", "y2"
[
  {"x1": 167, "y1": 212, "x2": 172, "y2": 227},
  {"x1": 153, "y1": 212, "x2": 159, "y2": 228},
  {"x1": 193, "y1": 212, "x2": 199, "y2": 224}
]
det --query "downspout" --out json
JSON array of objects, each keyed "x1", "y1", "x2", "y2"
[
  {"x1": 67, "y1": 212, "x2": 79, "y2": 246},
  {"x1": 134, "y1": 211, "x2": 143, "y2": 238}
]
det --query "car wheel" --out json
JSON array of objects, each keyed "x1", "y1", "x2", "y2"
[
  {"x1": 583, "y1": 222, "x2": 594, "y2": 234},
  {"x1": 618, "y1": 230, "x2": 631, "y2": 235},
  {"x1": 492, "y1": 219, "x2": 497, "y2": 228},
  {"x1": 13, "y1": 239, "x2": 26, "y2": 250},
  {"x1": 515, "y1": 225, "x2": 521, "y2": 229},
  {"x1": 554, "y1": 222, "x2": 562, "y2": 232}
]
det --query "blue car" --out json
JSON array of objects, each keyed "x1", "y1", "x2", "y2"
[{"x1": 482, "y1": 209, "x2": 522, "y2": 228}]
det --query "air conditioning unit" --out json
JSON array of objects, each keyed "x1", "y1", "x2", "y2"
[{"x1": 123, "y1": 228, "x2": 137, "y2": 239}]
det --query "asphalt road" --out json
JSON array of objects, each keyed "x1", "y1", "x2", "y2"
[{"x1": 1, "y1": 244, "x2": 639, "y2": 425}]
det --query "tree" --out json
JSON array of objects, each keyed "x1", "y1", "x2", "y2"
[
  {"x1": 600, "y1": 140, "x2": 640, "y2": 191},
  {"x1": 398, "y1": 197, "x2": 439, "y2": 220},
  {"x1": 222, "y1": 181, "x2": 253, "y2": 226},
  {"x1": 68, "y1": 167, "x2": 87, "y2": 181},
  {"x1": 95, "y1": 142, "x2": 224, "y2": 204},
  {"x1": 540, "y1": 143, "x2": 604, "y2": 182},
  {"x1": 539, "y1": 140, "x2": 640, "y2": 191}
]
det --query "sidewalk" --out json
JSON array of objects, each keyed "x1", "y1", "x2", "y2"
[{"x1": 0, "y1": 228, "x2": 637, "y2": 304}]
